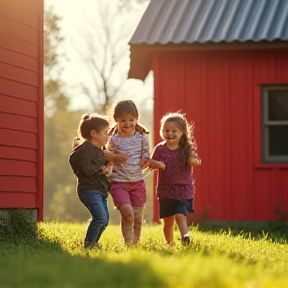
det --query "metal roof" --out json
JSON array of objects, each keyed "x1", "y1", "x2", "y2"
[{"x1": 130, "y1": 0, "x2": 288, "y2": 45}]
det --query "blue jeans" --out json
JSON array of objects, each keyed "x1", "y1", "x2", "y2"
[{"x1": 78, "y1": 191, "x2": 109, "y2": 243}]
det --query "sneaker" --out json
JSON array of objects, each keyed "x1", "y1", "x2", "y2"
[
  {"x1": 84, "y1": 241, "x2": 102, "y2": 250},
  {"x1": 181, "y1": 236, "x2": 190, "y2": 245}
]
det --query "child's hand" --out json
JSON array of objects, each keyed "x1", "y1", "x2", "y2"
[
  {"x1": 105, "y1": 150, "x2": 129, "y2": 163},
  {"x1": 158, "y1": 161, "x2": 166, "y2": 170},
  {"x1": 148, "y1": 159, "x2": 165, "y2": 170},
  {"x1": 189, "y1": 156, "x2": 201, "y2": 166},
  {"x1": 101, "y1": 162, "x2": 113, "y2": 175},
  {"x1": 140, "y1": 158, "x2": 149, "y2": 169},
  {"x1": 189, "y1": 149, "x2": 201, "y2": 166}
]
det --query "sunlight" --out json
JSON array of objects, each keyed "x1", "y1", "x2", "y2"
[{"x1": 45, "y1": 0, "x2": 152, "y2": 111}]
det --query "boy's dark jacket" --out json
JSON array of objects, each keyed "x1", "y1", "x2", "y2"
[{"x1": 69, "y1": 142, "x2": 112, "y2": 196}]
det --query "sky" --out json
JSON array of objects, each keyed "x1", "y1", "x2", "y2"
[{"x1": 45, "y1": 0, "x2": 153, "y2": 111}]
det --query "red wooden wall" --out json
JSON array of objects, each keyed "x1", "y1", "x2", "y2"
[
  {"x1": 0, "y1": 0, "x2": 44, "y2": 220},
  {"x1": 153, "y1": 47, "x2": 288, "y2": 222}
]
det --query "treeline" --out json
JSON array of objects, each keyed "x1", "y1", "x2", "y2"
[{"x1": 43, "y1": 2, "x2": 153, "y2": 224}]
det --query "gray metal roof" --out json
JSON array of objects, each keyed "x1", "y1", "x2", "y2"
[{"x1": 130, "y1": 0, "x2": 288, "y2": 45}]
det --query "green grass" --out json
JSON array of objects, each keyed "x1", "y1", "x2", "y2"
[{"x1": 0, "y1": 218, "x2": 288, "y2": 287}]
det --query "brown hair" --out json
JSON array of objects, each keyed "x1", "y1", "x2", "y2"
[
  {"x1": 160, "y1": 112, "x2": 196, "y2": 167},
  {"x1": 112, "y1": 100, "x2": 139, "y2": 121},
  {"x1": 73, "y1": 113, "x2": 109, "y2": 149},
  {"x1": 109, "y1": 99, "x2": 149, "y2": 135}
]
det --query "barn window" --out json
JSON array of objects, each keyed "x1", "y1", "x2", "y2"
[{"x1": 261, "y1": 86, "x2": 288, "y2": 163}]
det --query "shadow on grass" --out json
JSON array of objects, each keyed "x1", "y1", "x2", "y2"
[
  {"x1": 0, "y1": 210, "x2": 163, "y2": 288},
  {"x1": 0, "y1": 243, "x2": 163, "y2": 287},
  {"x1": 195, "y1": 220, "x2": 288, "y2": 242}
]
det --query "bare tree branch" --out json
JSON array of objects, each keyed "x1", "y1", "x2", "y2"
[{"x1": 72, "y1": 0, "x2": 137, "y2": 113}]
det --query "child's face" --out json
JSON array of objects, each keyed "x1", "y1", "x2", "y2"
[
  {"x1": 163, "y1": 121, "x2": 183, "y2": 145},
  {"x1": 116, "y1": 113, "x2": 137, "y2": 137},
  {"x1": 91, "y1": 125, "x2": 110, "y2": 148}
]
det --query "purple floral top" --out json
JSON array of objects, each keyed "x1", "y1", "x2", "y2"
[{"x1": 151, "y1": 141, "x2": 194, "y2": 200}]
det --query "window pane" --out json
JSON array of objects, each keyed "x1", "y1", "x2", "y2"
[
  {"x1": 268, "y1": 90, "x2": 288, "y2": 121},
  {"x1": 269, "y1": 126, "x2": 288, "y2": 155}
]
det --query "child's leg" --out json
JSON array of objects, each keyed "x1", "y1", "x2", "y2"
[
  {"x1": 133, "y1": 206, "x2": 144, "y2": 244},
  {"x1": 175, "y1": 213, "x2": 189, "y2": 237},
  {"x1": 175, "y1": 213, "x2": 190, "y2": 245},
  {"x1": 78, "y1": 192, "x2": 109, "y2": 248},
  {"x1": 163, "y1": 215, "x2": 175, "y2": 245},
  {"x1": 94, "y1": 197, "x2": 109, "y2": 243},
  {"x1": 129, "y1": 180, "x2": 146, "y2": 245},
  {"x1": 119, "y1": 203, "x2": 134, "y2": 245}
]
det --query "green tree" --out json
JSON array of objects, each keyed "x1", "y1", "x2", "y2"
[
  {"x1": 43, "y1": 6, "x2": 117, "y2": 223},
  {"x1": 44, "y1": 5, "x2": 88, "y2": 222},
  {"x1": 45, "y1": 109, "x2": 89, "y2": 222},
  {"x1": 44, "y1": 5, "x2": 68, "y2": 116}
]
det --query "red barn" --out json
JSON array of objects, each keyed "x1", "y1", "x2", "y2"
[
  {"x1": 0, "y1": 0, "x2": 44, "y2": 220},
  {"x1": 129, "y1": 0, "x2": 288, "y2": 222}
]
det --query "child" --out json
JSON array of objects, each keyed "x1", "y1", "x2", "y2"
[
  {"x1": 151, "y1": 112, "x2": 201, "y2": 246},
  {"x1": 107, "y1": 100, "x2": 164, "y2": 246},
  {"x1": 69, "y1": 113, "x2": 127, "y2": 249}
]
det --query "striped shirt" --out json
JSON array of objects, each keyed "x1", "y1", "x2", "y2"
[{"x1": 107, "y1": 132, "x2": 150, "y2": 182}]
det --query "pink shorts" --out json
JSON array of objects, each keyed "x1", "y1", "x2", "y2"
[{"x1": 110, "y1": 180, "x2": 146, "y2": 208}]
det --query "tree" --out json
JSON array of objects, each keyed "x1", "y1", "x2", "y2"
[
  {"x1": 74, "y1": 0, "x2": 149, "y2": 113},
  {"x1": 44, "y1": 5, "x2": 87, "y2": 222},
  {"x1": 44, "y1": 109, "x2": 90, "y2": 222},
  {"x1": 44, "y1": 5, "x2": 69, "y2": 116},
  {"x1": 43, "y1": 1, "x2": 154, "y2": 224},
  {"x1": 72, "y1": 0, "x2": 156, "y2": 223},
  {"x1": 118, "y1": 0, "x2": 148, "y2": 11}
]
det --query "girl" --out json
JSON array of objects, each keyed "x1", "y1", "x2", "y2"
[
  {"x1": 151, "y1": 112, "x2": 201, "y2": 246},
  {"x1": 69, "y1": 113, "x2": 127, "y2": 249},
  {"x1": 107, "y1": 100, "x2": 164, "y2": 246}
]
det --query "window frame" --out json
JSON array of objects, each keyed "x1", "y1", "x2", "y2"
[{"x1": 261, "y1": 85, "x2": 288, "y2": 164}]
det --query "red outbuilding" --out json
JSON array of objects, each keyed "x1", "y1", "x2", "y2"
[
  {"x1": 0, "y1": 0, "x2": 44, "y2": 220},
  {"x1": 129, "y1": 0, "x2": 288, "y2": 222}
]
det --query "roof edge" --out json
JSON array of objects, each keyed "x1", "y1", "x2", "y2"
[
  {"x1": 128, "y1": 41, "x2": 288, "y2": 80},
  {"x1": 128, "y1": 45, "x2": 152, "y2": 81}
]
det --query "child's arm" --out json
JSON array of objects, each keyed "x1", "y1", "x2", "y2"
[
  {"x1": 147, "y1": 144, "x2": 166, "y2": 170},
  {"x1": 105, "y1": 150, "x2": 129, "y2": 164},
  {"x1": 101, "y1": 162, "x2": 113, "y2": 175},
  {"x1": 189, "y1": 156, "x2": 201, "y2": 166},
  {"x1": 105, "y1": 136, "x2": 129, "y2": 164},
  {"x1": 140, "y1": 158, "x2": 165, "y2": 170},
  {"x1": 140, "y1": 135, "x2": 165, "y2": 170},
  {"x1": 148, "y1": 159, "x2": 165, "y2": 170},
  {"x1": 189, "y1": 143, "x2": 201, "y2": 166}
]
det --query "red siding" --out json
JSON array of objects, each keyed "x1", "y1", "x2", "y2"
[
  {"x1": 0, "y1": 176, "x2": 37, "y2": 193},
  {"x1": 0, "y1": 0, "x2": 43, "y2": 220},
  {"x1": 153, "y1": 47, "x2": 288, "y2": 221},
  {"x1": 1, "y1": 193, "x2": 37, "y2": 208}
]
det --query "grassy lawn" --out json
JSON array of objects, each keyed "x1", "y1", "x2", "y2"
[{"x1": 0, "y1": 215, "x2": 287, "y2": 287}]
